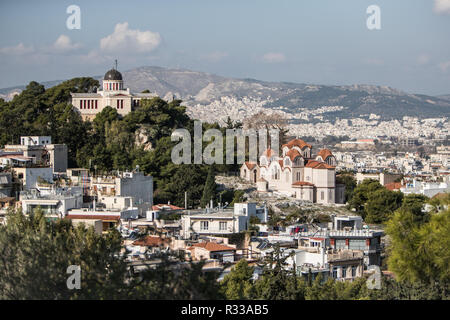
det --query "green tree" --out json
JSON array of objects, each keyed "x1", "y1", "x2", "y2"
[
  {"x1": 336, "y1": 173, "x2": 357, "y2": 203},
  {"x1": 252, "y1": 245, "x2": 305, "y2": 300},
  {"x1": 0, "y1": 209, "x2": 129, "y2": 299},
  {"x1": 200, "y1": 165, "x2": 217, "y2": 208},
  {"x1": 348, "y1": 179, "x2": 384, "y2": 216},
  {"x1": 386, "y1": 196, "x2": 450, "y2": 286},
  {"x1": 220, "y1": 259, "x2": 255, "y2": 299},
  {"x1": 364, "y1": 188, "x2": 403, "y2": 223}
]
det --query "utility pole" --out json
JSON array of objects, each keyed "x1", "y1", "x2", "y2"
[{"x1": 185, "y1": 191, "x2": 187, "y2": 209}]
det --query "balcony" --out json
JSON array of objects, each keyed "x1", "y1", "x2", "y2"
[
  {"x1": 298, "y1": 229, "x2": 382, "y2": 238},
  {"x1": 328, "y1": 250, "x2": 364, "y2": 262}
]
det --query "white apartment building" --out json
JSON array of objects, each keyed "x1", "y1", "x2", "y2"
[{"x1": 181, "y1": 203, "x2": 268, "y2": 239}]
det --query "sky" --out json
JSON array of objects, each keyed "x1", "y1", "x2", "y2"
[{"x1": 0, "y1": 0, "x2": 450, "y2": 95}]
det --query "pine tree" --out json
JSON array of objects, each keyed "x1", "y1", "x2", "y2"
[{"x1": 200, "y1": 165, "x2": 217, "y2": 208}]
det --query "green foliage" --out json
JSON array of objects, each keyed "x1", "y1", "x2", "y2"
[
  {"x1": 252, "y1": 245, "x2": 305, "y2": 300},
  {"x1": 200, "y1": 165, "x2": 217, "y2": 208},
  {"x1": 369, "y1": 276, "x2": 449, "y2": 300},
  {"x1": 230, "y1": 190, "x2": 245, "y2": 206},
  {"x1": 348, "y1": 179, "x2": 404, "y2": 223},
  {"x1": 0, "y1": 209, "x2": 224, "y2": 300},
  {"x1": 0, "y1": 209, "x2": 129, "y2": 299},
  {"x1": 364, "y1": 189, "x2": 403, "y2": 223},
  {"x1": 348, "y1": 179, "x2": 384, "y2": 215},
  {"x1": 386, "y1": 196, "x2": 450, "y2": 285},
  {"x1": 220, "y1": 259, "x2": 255, "y2": 299},
  {"x1": 157, "y1": 212, "x2": 181, "y2": 221},
  {"x1": 218, "y1": 189, "x2": 235, "y2": 206},
  {"x1": 336, "y1": 173, "x2": 357, "y2": 203},
  {"x1": 249, "y1": 216, "x2": 261, "y2": 225}
]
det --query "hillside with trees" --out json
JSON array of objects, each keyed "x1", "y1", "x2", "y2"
[{"x1": 0, "y1": 78, "x2": 240, "y2": 208}]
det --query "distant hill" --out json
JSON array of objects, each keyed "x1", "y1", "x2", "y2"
[{"x1": 1, "y1": 66, "x2": 449, "y2": 120}]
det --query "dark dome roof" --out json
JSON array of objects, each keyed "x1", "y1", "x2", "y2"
[{"x1": 104, "y1": 69, "x2": 123, "y2": 80}]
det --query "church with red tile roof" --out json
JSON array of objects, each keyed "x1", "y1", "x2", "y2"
[{"x1": 240, "y1": 138, "x2": 345, "y2": 204}]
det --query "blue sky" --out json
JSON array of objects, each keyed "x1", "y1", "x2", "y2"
[{"x1": 1, "y1": 0, "x2": 450, "y2": 95}]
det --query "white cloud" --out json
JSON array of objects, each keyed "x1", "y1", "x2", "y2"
[
  {"x1": 100, "y1": 22, "x2": 161, "y2": 53},
  {"x1": 53, "y1": 35, "x2": 82, "y2": 52},
  {"x1": 439, "y1": 60, "x2": 450, "y2": 72},
  {"x1": 0, "y1": 43, "x2": 34, "y2": 55},
  {"x1": 433, "y1": 0, "x2": 450, "y2": 14},
  {"x1": 261, "y1": 52, "x2": 286, "y2": 63}
]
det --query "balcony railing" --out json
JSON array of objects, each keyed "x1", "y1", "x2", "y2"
[
  {"x1": 298, "y1": 229, "x2": 382, "y2": 238},
  {"x1": 328, "y1": 250, "x2": 364, "y2": 262}
]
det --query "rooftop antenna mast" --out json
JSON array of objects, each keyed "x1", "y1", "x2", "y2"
[{"x1": 114, "y1": 59, "x2": 118, "y2": 70}]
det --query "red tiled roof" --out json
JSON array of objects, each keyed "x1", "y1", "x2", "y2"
[
  {"x1": 263, "y1": 148, "x2": 276, "y2": 157},
  {"x1": 305, "y1": 160, "x2": 335, "y2": 169},
  {"x1": 187, "y1": 242, "x2": 236, "y2": 252},
  {"x1": 292, "y1": 181, "x2": 314, "y2": 187},
  {"x1": 132, "y1": 235, "x2": 168, "y2": 247},
  {"x1": 65, "y1": 215, "x2": 120, "y2": 221},
  {"x1": 317, "y1": 149, "x2": 333, "y2": 160},
  {"x1": 385, "y1": 182, "x2": 403, "y2": 191},
  {"x1": 357, "y1": 139, "x2": 374, "y2": 143},
  {"x1": 282, "y1": 138, "x2": 312, "y2": 150},
  {"x1": 286, "y1": 149, "x2": 302, "y2": 161},
  {"x1": 152, "y1": 204, "x2": 184, "y2": 211},
  {"x1": 243, "y1": 161, "x2": 257, "y2": 170}
]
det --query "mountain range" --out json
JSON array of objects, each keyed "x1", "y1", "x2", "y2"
[{"x1": 1, "y1": 66, "x2": 449, "y2": 121}]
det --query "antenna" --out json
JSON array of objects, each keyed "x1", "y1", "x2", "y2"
[{"x1": 115, "y1": 59, "x2": 118, "y2": 70}]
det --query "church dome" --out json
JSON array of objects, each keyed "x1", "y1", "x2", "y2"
[{"x1": 104, "y1": 69, "x2": 123, "y2": 80}]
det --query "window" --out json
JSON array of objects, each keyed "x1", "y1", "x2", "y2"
[
  {"x1": 352, "y1": 266, "x2": 357, "y2": 278},
  {"x1": 219, "y1": 222, "x2": 227, "y2": 231},
  {"x1": 349, "y1": 239, "x2": 366, "y2": 250},
  {"x1": 342, "y1": 267, "x2": 347, "y2": 278},
  {"x1": 332, "y1": 267, "x2": 338, "y2": 279},
  {"x1": 200, "y1": 221, "x2": 209, "y2": 230},
  {"x1": 335, "y1": 239, "x2": 346, "y2": 249},
  {"x1": 321, "y1": 191, "x2": 324, "y2": 200}
]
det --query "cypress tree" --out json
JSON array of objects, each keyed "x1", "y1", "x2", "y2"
[{"x1": 200, "y1": 165, "x2": 217, "y2": 208}]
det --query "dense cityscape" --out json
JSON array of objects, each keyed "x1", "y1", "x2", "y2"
[{"x1": 0, "y1": 1, "x2": 449, "y2": 314}]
